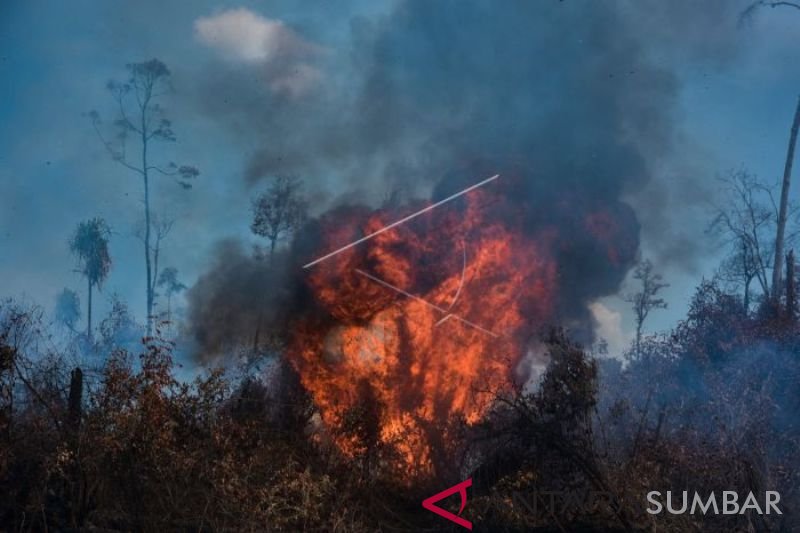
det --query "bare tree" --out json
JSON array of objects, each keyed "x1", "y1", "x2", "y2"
[
  {"x1": 251, "y1": 175, "x2": 307, "y2": 261},
  {"x1": 624, "y1": 259, "x2": 668, "y2": 358},
  {"x1": 88, "y1": 59, "x2": 199, "y2": 334},
  {"x1": 69, "y1": 218, "x2": 112, "y2": 341},
  {"x1": 717, "y1": 242, "x2": 759, "y2": 312},
  {"x1": 710, "y1": 170, "x2": 779, "y2": 306}
]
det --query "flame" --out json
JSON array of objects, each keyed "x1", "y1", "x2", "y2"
[{"x1": 288, "y1": 184, "x2": 558, "y2": 477}]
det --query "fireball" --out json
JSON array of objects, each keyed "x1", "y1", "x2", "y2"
[{"x1": 289, "y1": 177, "x2": 558, "y2": 478}]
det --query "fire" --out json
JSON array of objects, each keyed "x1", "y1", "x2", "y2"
[{"x1": 289, "y1": 181, "x2": 558, "y2": 477}]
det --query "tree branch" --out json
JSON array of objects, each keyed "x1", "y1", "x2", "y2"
[{"x1": 90, "y1": 116, "x2": 144, "y2": 176}]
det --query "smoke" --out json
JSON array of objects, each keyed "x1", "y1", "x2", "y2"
[
  {"x1": 192, "y1": 2, "x2": 739, "y2": 186},
  {"x1": 185, "y1": 239, "x2": 295, "y2": 361},
  {"x1": 187, "y1": 1, "x2": 742, "y2": 355},
  {"x1": 194, "y1": 8, "x2": 326, "y2": 99}
]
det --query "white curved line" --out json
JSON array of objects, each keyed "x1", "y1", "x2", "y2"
[{"x1": 444, "y1": 239, "x2": 467, "y2": 312}]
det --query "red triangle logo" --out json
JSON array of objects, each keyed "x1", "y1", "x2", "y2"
[{"x1": 422, "y1": 478, "x2": 472, "y2": 530}]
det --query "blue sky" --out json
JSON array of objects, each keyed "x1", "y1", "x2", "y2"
[{"x1": 1, "y1": 1, "x2": 799, "y2": 356}]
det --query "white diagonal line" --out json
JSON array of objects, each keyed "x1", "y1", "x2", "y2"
[
  {"x1": 355, "y1": 269, "x2": 447, "y2": 312},
  {"x1": 435, "y1": 314, "x2": 454, "y2": 326},
  {"x1": 448, "y1": 315, "x2": 499, "y2": 338},
  {"x1": 354, "y1": 269, "x2": 499, "y2": 338},
  {"x1": 302, "y1": 174, "x2": 499, "y2": 268}
]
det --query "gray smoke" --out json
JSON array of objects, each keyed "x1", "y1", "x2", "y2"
[
  {"x1": 187, "y1": 0, "x2": 742, "y2": 355},
  {"x1": 185, "y1": 239, "x2": 294, "y2": 361}
]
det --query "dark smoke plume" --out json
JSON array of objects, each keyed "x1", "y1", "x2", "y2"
[
  {"x1": 186, "y1": 239, "x2": 294, "y2": 361},
  {"x1": 188, "y1": 1, "x2": 740, "y2": 357}
]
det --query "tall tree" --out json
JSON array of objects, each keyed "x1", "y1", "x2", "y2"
[
  {"x1": 251, "y1": 175, "x2": 307, "y2": 261},
  {"x1": 741, "y1": 2, "x2": 800, "y2": 304},
  {"x1": 89, "y1": 59, "x2": 199, "y2": 334},
  {"x1": 772, "y1": 97, "x2": 800, "y2": 302},
  {"x1": 624, "y1": 259, "x2": 668, "y2": 358},
  {"x1": 69, "y1": 218, "x2": 112, "y2": 341}
]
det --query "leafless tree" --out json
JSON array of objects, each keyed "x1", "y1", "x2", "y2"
[
  {"x1": 624, "y1": 259, "x2": 668, "y2": 358},
  {"x1": 710, "y1": 170, "x2": 779, "y2": 307},
  {"x1": 710, "y1": 169, "x2": 800, "y2": 310},
  {"x1": 717, "y1": 243, "x2": 759, "y2": 312}
]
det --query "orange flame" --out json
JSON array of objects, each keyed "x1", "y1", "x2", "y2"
[{"x1": 289, "y1": 185, "x2": 557, "y2": 477}]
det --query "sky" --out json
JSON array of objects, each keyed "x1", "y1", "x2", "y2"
[{"x1": 1, "y1": 0, "x2": 799, "y2": 358}]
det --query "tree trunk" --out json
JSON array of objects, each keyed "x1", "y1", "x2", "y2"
[
  {"x1": 151, "y1": 235, "x2": 160, "y2": 317},
  {"x1": 142, "y1": 122, "x2": 153, "y2": 337},
  {"x1": 0, "y1": 344, "x2": 13, "y2": 452},
  {"x1": 771, "y1": 95, "x2": 800, "y2": 301},
  {"x1": 634, "y1": 324, "x2": 642, "y2": 359},
  {"x1": 742, "y1": 240, "x2": 751, "y2": 313},
  {"x1": 68, "y1": 367, "x2": 83, "y2": 430},
  {"x1": 787, "y1": 250, "x2": 796, "y2": 320},
  {"x1": 67, "y1": 366, "x2": 85, "y2": 529},
  {"x1": 87, "y1": 277, "x2": 93, "y2": 342},
  {"x1": 254, "y1": 240, "x2": 275, "y2": 352},
  {"x1": 744, "y1": 277, "x2": 751, "y2": 314}
]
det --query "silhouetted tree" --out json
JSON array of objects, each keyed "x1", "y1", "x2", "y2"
[
  {"x1": 251, "y1": 175, "x2": 307, "y2": 261},
  {"x1": 98, "y1": 294, "x2": 142, "y2": 353},
  {"x1": 624, "y1": 259, "x2": 668, "y2": 358},
  {"x1": 67, "y1": 367, "x2": 83, "y2": 429},
  {"x1": 156, "y1": 266, "x2": 186, "y2": 323},
  {"x1": 136, "y1": 215, "x2": 174, "y2": 317},
  {"x1": 773, "y1": 99, "x2": 800, "y2": 302},
  {"x1": 89, "y1": 59, "x2": 199, "y2": 335},
  {"x1": 54, "y1": 288, "x2": 81, "y2": 333},
  {"x1": 740, "y1": 2, "x2": 800, "y2": 307},
  {"x1": 710, "y1": 169, "x2": 781, "y2": 307},
  {"x1": 69, "y1": 218, "x2": 111, "y2": 341}
]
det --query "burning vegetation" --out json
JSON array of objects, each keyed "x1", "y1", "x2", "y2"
[
  {"x1": 4, "y1": 0, "x2": 800, "y2": 532},
  {"x1": 290, "y1": 179, "x2": 559, "y2": 478}
]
